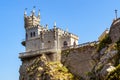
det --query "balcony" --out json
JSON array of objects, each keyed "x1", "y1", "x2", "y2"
[
  {"x1": 21, "y1": 40, "x2": 26, "y2": 46},
  {"x1": 19, "y1": 48, "x2": 60, "y2": 59}
]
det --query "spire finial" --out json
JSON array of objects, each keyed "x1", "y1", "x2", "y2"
[
  {"x1": 38, "y1": 9, "x2": 40, "y2": 17},
  {"x1": 66, "y1": 27, "x2": 68, "y2": 32},
  {"x1": 54, "y1": 21, "x2": 56, "y2": 27},
  {"x1": 46, "y1": 24, "x2": 48, "y2": 29},
  {"x1": 24, "y1": 8, "x2": 27, "y2": 16},
  {"x1": 115, "y1": 9, "x2": 118, "y2": 19},
  {"x1": 32, "y1": 6, "x2": 36, "y2": 14}
]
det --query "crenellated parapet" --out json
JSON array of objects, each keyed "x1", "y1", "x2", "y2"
[{"x1": 24, "y1": 9, "x2": 40, "y2": 29}]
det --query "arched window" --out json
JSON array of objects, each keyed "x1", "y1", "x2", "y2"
[
  {"x1": 30, "y1": 32, "x2": 32, "y2": 37},
  {"x1": 33, "y1": 32, "x2": 35, "y2": 37},
  {"x1": 73, "y1": 41, "x2": 76, "y2": 47},
  {"x1": 48, "y1": 41, "x2": 51, "y2": 43},
  {"x1": 63, "y1": 41, "x2": 68, "y2": 47}
]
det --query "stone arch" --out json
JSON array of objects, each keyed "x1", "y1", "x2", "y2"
[
  {"x1": 33, "y1": 32, "x2": 35, "y2": 37},
  {"x1": 73, "y1": 41, "x2": 76, "y2": 47},
  {"x1": 30, "y1": 32, "x2": 32, "y2": 37},
  {"x1": 63, "y1": 41, "x2": 68, "y2": 47}
]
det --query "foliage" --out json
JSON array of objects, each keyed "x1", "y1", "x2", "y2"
[
  {"x1": 97, "y1": 34, "x2": 112, "y2": 52},
  {"x1": 113, "y1": 39, "x2": 120, "y2": 66},
  {"x1": 115, "y1": 39, "x2": 120, "y2": 51},
  {"x1": 62, "y1": 49, "x2": 70, "y2": 57},
  {"x1": 105, "y1": 64, "x2": 120, "y2": 80}
]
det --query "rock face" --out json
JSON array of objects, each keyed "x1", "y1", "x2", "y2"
[
  {"x1": 61, "y1": 45, "x2": 97, "y2": 79},
  {"x1": 109, "y1": 18, "x2": 120, "y2": 43},
  {"x1": 19, "y1": 54, "x2": 74, "y2": 80},
  {"x1": 90, "y1": 18, "x2": 120, "y2": 80}
]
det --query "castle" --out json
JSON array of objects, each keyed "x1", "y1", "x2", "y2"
[
  {"x1": 19, "y1": 9, "x2": 79, "y2": 61},
  {"x1": 19, "y1": 8, "x2": 117, "y2": 80}
]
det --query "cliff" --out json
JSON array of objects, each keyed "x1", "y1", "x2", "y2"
[
  {"x1": 88, "y1": 18, "x2": 120, "y2": 80},
  {"x1": 19, "y1": 55, "x2": 74, "y2": 80},
  {"x1": 61, "y1": 45, "x2": 97, "y2": 79}
]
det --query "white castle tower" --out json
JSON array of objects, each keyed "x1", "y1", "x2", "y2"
[{"x1": 19, "y1": 8, "x2": 79, "y2": 61}]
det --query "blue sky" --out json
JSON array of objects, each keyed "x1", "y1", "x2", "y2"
[{"x1": 0, "y1": 0, "x2": 120, "y2": 80}]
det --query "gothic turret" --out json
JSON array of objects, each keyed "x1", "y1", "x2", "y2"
[{"x1": 24, "y1": 8, "x2": 40, "y2": 29}]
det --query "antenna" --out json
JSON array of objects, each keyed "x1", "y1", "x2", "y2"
[
  {"x1": 33, "y1": 6, "x2": 36, "y2": 10},
  {"x1": 115, "y1": 10, "x2": 118, "y2": 19}
]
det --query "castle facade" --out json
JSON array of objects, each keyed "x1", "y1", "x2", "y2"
[{"x1": 19, "y1": 9, "x2": 79, "y2": 61}]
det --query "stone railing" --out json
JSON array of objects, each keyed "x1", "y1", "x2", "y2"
[
  {"x1": 77, "y1": 41, "x2": 99, "y2": 47},
  {"x1": 19, "y1": 41, "x2": 99, "y2": 59},
  {"x1": 62, "y1": 41, "x2": 99, "y2": 50},
  {"x1": 19, "y1": 48, "x2": 58, "y2": 59}
]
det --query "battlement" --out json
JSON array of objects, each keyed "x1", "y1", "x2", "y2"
[
  {"x1": 39, "y1": 27, "x2": 79, "y2": 40},
  {"x1": 56, "y1": 27, "x2": 79, "y2": 39},
  {"x1": 24, "y1": 9, "x2": 40, "y2": 29},
  {"x1": 19, "y1": 40, "x2": 98, "y2": 60},
  {"x1": 62, "y1": 41, "x2": 99, "y2": 50}
]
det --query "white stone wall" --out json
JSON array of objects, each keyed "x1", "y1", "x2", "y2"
[
  {"x1": 25, "y1": 27, "x2": 79, "y2": 52},
  {"x1": 43, "y1": 31, "x2": 55, "y2": 49},
  {"x1": 26, "y1": 38, "x2": 41, "y2": 52},
  {"x1": 60, "y1": 36, "x2": 71, "y2": 48}
]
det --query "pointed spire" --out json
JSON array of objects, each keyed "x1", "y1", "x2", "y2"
[
  {"x1": 24, "y1": 8, "x2": 27, "y2": 16},
  {"x1": 45, "y1": 24, "x2": 48, "y2": 29},
  {"x1": 66, "y1": 27, "x2": 68, "y2": 32},
  {"x1": 54, "y1": 21, "x2": 56, "y2": 29},
  {"x1": 38, "y1": 9, "x2": 40, "y2": 17},
  {"x1": 54, "y1": 21, "x2": 56, "y2": 26},
  {"x1": 105, "y1": 28, "x2": 109, "y2": 33},
  {"x1": 32, "y1": 6, "x2": 36, "y2": 15}
]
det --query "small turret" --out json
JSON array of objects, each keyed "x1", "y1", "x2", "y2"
[
  {"x1": 24, "y1": 7, "x2": 40, "y2": 29},
  {"x1": 24, "y1": 8, "x2": 27, "y2": 17},
  {"x1": 38, "y1": 9, "x2": 40, "y2": 18},
  {"x1": 54, "y1": 21, "x2": 56, "y2": 29}
]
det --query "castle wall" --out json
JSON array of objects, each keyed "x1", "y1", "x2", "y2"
[
  {"x1": 26, "y1": 38, "x2": 41, "y2": 52},
  {"x1": 43, "y1": 30, "x2": 56, "y2": 49},
  {"x1": 61, "y1": 45, "x2": 97, "y2": 78},
  {"x1": 60, "y1": 36, "x2": 71, "y2": 48}
]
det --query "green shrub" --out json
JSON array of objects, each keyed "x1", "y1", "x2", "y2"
[
  {"x1": 114, "y1": 39, "x2": 120, "y2": 66},
  {"x1": 97, "y1": 34, "x2": 112, "y2": 52}
]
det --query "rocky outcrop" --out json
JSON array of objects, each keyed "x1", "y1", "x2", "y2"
[
  {"x1": 109, "y1": 18, "x2": 120, "y2": 43},
  {"x1": 19, "y1": 54, "x2": 74, "y2": 80},
  {"x1": 90, "y1": 18, "x2": 120, "y2": 80}
]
